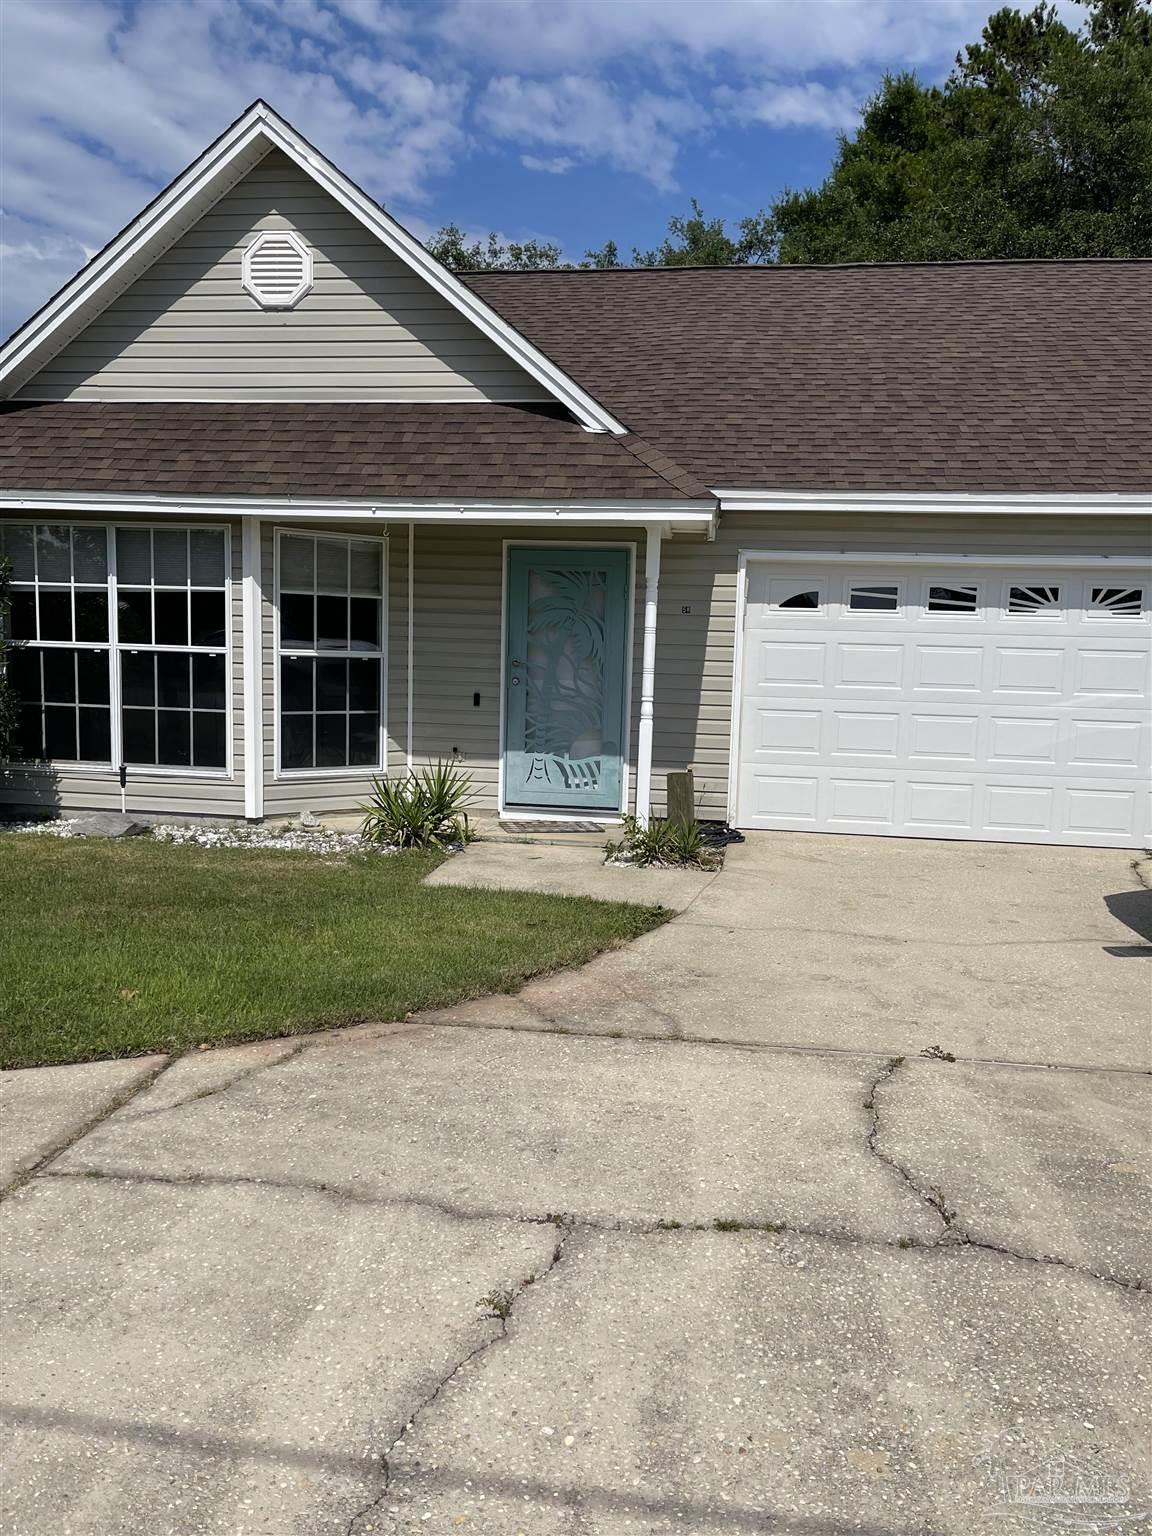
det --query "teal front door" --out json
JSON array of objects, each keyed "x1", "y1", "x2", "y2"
[{"x1": 504, "y1": 547, "x2": 630, "y2": 812}]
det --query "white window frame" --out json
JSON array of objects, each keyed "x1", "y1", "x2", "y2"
[
  {"x1": 273, "y1": 527, "x2": 388, "y2": 780},
  {"x1": 3, "y1": 522, "x2": 234, "y2": 779}
]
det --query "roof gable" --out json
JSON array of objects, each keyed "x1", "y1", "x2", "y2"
[
  {"x1": 11, "y1": 149, "x2": 555, "y2": 405},
  {"x1": 0, "y1": 103, "x2": 624, "y2": 431}
]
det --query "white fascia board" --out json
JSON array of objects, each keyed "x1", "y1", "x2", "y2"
[
  {"x1": 0, "y1": 102, "x2": 627, "y2": 436},
  {"x1": 0, "y1": 118, "x2": 270, "y2": 393},
  {"x1": 714, "y1": 488, "x2": 1152, "y2": 515},
  {"x1": 0, "y1": 488, "x2": 713, "y2": 526}
]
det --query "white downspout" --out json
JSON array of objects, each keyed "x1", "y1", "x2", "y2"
[
  {"x1": 405, "y1": 522, "x2": 415, "y2": 773},
  {"x1": 634, "y1": 523, "x2": 663, "y2": 825},
  {"x1": 241, "y1": 517, "x2": 263, "y2": 820}
]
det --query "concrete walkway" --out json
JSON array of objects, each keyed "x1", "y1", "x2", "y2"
[
  {"x1": 422, "y1": 836, "x2": 719, "y2": 910},
  {"x1": 1, "y1": 833, "x2": 1149, "y2": 1534}
]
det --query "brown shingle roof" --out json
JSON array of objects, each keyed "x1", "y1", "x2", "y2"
[
  {"x1": 466, "y1": 261, "x2": 1152, "y2": 493},
  {"x1": 0, "y1": 402, "x2": 710, "y2": 502}
]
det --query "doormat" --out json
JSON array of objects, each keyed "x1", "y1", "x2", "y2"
[{"x1": 498, "y1": 821, "x2": 608, "y2": 835}]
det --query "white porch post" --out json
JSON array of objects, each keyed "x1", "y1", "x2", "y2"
[
  {"x1": 634, "y1": 523, "x2": 663, "y2": 825},
  {"x1": 241, "y1": 517, "x2": 264, "y2": 820},
  {"x1": 406, "y1": 521, "x2": 415, "y2": 773}
]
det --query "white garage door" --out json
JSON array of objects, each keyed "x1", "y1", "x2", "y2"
[{"x1": 735, "y1": 562, "x2": 1152, "y2": 848}]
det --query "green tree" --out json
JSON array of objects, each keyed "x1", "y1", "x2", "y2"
[
  {"x1": 770, "y1": 0, "x2": 1152, "y2": 262},
  {"x1": 0, "y1": 556, "x2": 21, "y2": 766},
  {"x1": 424, "y1": 224, "x2": 563, "y2": 271}
]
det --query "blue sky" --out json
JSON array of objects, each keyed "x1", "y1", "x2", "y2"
[{"x1": 0, "y1": 0, "x2": 1083, "y2": 336}]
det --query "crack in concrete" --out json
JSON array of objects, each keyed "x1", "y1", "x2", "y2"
[
  {"x1": 0, "y1": 1055, "x2": 178, "y2": 1203},
  {"x1": 861, "y1": 1057, "x2": 1147, "y2": 1295},
  {"x1": 676, "y1": 919, "x2": 1137, "y2": 948},
  {"x1": 343, "y1": 1219, "x2": 571, "y2": 1536},
  {"x1": 423, "y1": 1015, "x2": 1151, "y2": 1078},
  {"x1": 1131, "y1": 853, "x2": 1152, "y2": 893},
  {"x1": 126, "y1": 1040, "x2": 312, "y2": 1121},
  {"x1": 39, "y1": 1165, "x2": 1147, "y2": 1294}
]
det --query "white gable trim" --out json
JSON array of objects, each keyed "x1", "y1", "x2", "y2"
[
  {"x1": 0, "y1": 102, "x2": 627, "y2": 435},
  {"x1": 714, "y1": 488, "x2": 1152, "y2": 515}
]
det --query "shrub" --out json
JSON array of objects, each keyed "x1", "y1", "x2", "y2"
[
  {"x1": 360, "y1": 759, "x2": 476, "y2": 850},
  {"x1": 605, "y1": 814, "x2": 715, "y2": 869}
]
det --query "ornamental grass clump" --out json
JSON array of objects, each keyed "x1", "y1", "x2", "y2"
[
  {"x1": 605, "y1": 813, "x2": 715, "y2": 869},
  {"x1": 360, "y1": 759, "x2": 475, "y2": 850}
]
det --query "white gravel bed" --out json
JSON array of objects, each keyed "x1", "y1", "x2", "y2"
[{"x1": 0, "y1": 818, "x2": 393, "y2": 855}]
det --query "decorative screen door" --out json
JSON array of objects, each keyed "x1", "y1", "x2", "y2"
[{"x1": 503, "y1": 547, "x2": 630, "y2": 811}]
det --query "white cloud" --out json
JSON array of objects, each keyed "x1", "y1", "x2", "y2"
[
  {"x1": 434, "y1": 0, "x2": 1014, "y2": 73},
  {"x1": 716, "y1": 80, "x2": 864, "y2": 133},
  {"x1": 521, "y1": 154, "x2": 576, "y2": 175},
  {"x1": 0, "y1": 0, "x2": 472, "y2": 333},
  {"x1": 479, "y1": 75, "x2": 706, "y2": 191}
]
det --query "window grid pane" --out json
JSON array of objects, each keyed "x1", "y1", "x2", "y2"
[
  {"x1": 2, "y1": 525, "x2": 114, "y2": 765},
  {"x1": 1, "y1": 524, "x2": 229, "y2": 772},
  {"x1": 277, "y1": 532, "x2": 384, "y2": 773}
]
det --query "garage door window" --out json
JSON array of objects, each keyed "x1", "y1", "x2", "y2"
[
  {"x1": 849, "y1": 584, "x2": 899, "y2": 612},
  {"x1": 1089, "y1": 586, "x2": 1143, "y2": 618},
  {"x1": 773, "y1": 586, "x2": 822, "y2": 610},
  {"x1": 1007, "y1": 585, "x2": 1061, "y2": 614},
  {"x1": 927, "y1": 585, "x2": 978, "y2": 614}
]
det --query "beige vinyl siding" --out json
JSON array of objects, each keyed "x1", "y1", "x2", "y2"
[
  {"x1": 653, "y1": 512, "x2": 1152, "y2": 820},
  {"x1": 15, "y1": 149, "x2": 550, "y2": 404},
  {"x1": 259, "y1": 522, "x2": 648, "y2": 819},
  {"x1": 0, "y1": 513, "x2": 246, "y2": 820}
]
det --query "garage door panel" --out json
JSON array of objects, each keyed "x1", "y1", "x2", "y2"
[
  {"x1": 908, "y1": 713, "x2": 980, "y2": 760},
  {"x1": 737, "y1": 561, "x2": 1151, "y2": 848},
  {"x1": 914, "y1": 646, "x2": 985, "y2": 692},
  {"x1": 991, "y1": 647, "x2": 1067, "y2": 696},
  {"x1": 1074, "y1": 649, "x2": 1150, "y2": 698},
  {"x1": 752, "y1": 640, "x2": 826, "y2": 688}
]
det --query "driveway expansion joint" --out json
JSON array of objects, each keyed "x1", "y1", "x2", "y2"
[
  {"x1": 37, "y1": 1166, "x2": 1147, "y2": 1294},
  {"x1": 0, "y1": 1054, "x2": 178, "y2": 1203},
  {"x1": 127, "y1": 1039, "x2": 313, "y2": 1121},
  {"x1": 424, "y1": 1015, "x2": 1152, "y2": 1077}
]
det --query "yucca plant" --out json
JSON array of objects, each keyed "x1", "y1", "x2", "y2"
[
  {"x1": 360, "y1": 759, "x2": 475, "y2": 849},
  {"x1": 605, "y1": 813, "x2": 707, "y2": 868}
]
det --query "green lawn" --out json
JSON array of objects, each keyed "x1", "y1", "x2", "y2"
[{"x1": 0, "y1": 836, "x2": 667, "y2": 1068}]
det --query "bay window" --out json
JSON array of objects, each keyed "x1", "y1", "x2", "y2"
[
  {"x1": 1, "y1": 522, "x2": 230, "y2": 772},
  {"x1": 276, "y1": 531, "x2": 385, "y2": 772}
]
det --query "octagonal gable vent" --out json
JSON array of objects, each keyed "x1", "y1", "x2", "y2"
[{"x1": 242, "y1": 230, "x2": 313, "y2": 309}]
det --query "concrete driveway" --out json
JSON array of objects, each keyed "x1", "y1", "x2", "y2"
[{"x1": 1, "y1": 834, "x2": 1149, "y2": 1535}]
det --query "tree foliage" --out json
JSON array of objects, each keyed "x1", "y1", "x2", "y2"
[
  {"x1": 771, "y1": 0, "x2": 1152, "y2": 261},
  {"x1": 423, "y1": 224, "x2": 564, "y2": 271},
  {"x1": 425, "y1": 0, "x2": 1151, "y2": 270}
]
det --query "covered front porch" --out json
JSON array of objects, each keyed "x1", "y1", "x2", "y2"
[
  {"x1": 254, "y1": 502, "x2": 714, "y2": 827},
  {"x1": 0, "y1": 497, "x2": 716, "y2": 827}
]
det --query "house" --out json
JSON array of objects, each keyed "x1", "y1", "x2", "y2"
[{"x1": 1, "y1": 101, "x2": 1149, "y2": 848}]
